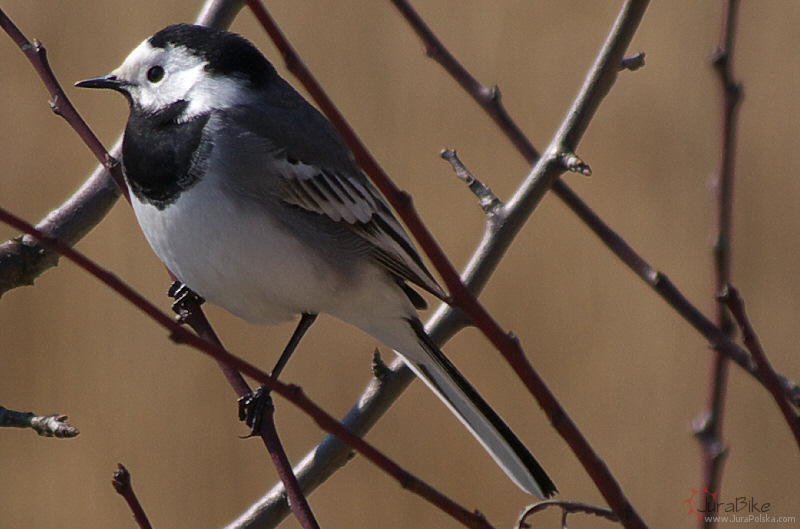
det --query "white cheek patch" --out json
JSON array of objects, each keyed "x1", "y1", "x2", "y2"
[
  {"x1": 111, "y1": 40, "x2": 248, "y2": 120},
  {"x1": 181, "y1": 73, "x2": 248, "y2": 120}
]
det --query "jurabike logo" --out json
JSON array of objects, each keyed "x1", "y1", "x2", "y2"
[{"x1": 682, "y1": 486, "x2": 795, "y2": 524}]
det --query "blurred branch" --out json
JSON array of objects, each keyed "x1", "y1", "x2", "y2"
[
  {"x1": 111, "y1": 465, "x2": 154, "y2": 529},
  {"x1": 0, "y1": 204, "x2": 496, "y2": 529},
  {"x1": 245, "y1": 1, "x2": 649, "y2": 527},
  {"x1": 719, "y1": 286, "x2": 800, "y2": 451},
  {"x1": 0, "y1": 0, "x2": 245, "y2": 299},
  {"x1": 0, "y1": 405, "x2": 79, "y2": 438},
  {"x1": 517, "y1": 500, "x2": 619, "y2": 529},
  {"x1": 695, "y1": 1, "x2": 742, "y2": 524}
]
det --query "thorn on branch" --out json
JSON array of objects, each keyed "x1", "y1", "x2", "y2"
[
  {"x1": 0, "y1": 406, "x2": 79, "y2": 438},
  {"x1": 710, "y1": 47, "x2": 727, "y2": 72},
  {"x1": 477, "y1": 85, "x2": 494, "y2": 102},
  {"x1": 620, "y1": 52, "x2": 645, "y2": 71},
  {"x1": 488, "y1": 85, "x2": 501, "y2": 104},
  {"x1": 560, "y1": 151, "x2": 592, "y2": 176},
  {"x1": 691, "y1": 410, "x2": 728, "y2": 457},
  {"x1": 440, "y1": 149, "x2": 503, "y2": 214}
]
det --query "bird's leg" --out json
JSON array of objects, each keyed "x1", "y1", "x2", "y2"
[{"x1": 238, "y1": 313, "x2": 318, "y2": 435}]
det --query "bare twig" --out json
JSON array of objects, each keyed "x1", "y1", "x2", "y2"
[
  {"x1": 112, "y1": 465, "x2": 154, "y2": 529},
  {"x1": 0, "y1": 205, "x2": 496, "y2": 529},
  {"x1": 0, "y1": 8, "x2": 125, "y2": 195},
  {"x1": 259, "y1": 402, "x2": 322, "y2": 529},
  {"x1": 719, "y1": 286, "x2": 800, "y2": 450},
  {"x1": 516, "y1": 500, "x2": 619, "y2": 529},
  {"x1": 440, "y1": 149, "x2": 504, "y2": 214},
  {"x1": 695, "y1": 3, "x2": 743, "y2": 524},
  {"x1": 0, "y1": 406, "x2": 79, "y2": 438},
  {"x1": 390, "y1": 0, "x2": 800, "y2": 408}
]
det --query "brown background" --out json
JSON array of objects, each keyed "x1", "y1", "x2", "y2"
[{"x1": 2, "y1": 1, "x2": 799, "y2": 528}]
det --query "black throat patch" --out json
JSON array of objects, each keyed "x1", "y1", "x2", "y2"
[{"x1": 122, "y1": 100, "x2": 212, "y2": 209}]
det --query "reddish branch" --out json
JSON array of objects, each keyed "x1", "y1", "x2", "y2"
[
  {"x1": 719, "y1": 287, "x2": 800, "y2": 450},
  {"x1": 0, "y1": 9, "x2": 126, "y2": 196},
  {"x1": 0, "y1": 205, "x2": 496, "y2": 529},
  {"x1": 112, "y1": 465, "x2": 154, "y2": 529},
  {"x1": 697, "y1": 2, "x2": 742, "y2": 526},
  {"x1": 0, "y1": 8, "x2": 124, "y2": 298},
  {"x1": 388, "y1": 0, "x2": 800, "y2": 407},
  {"x1": 173, "y1": 295, "x2": 321, "y2": 529}
]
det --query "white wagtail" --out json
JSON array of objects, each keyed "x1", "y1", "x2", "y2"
[{"x1": 76, "y1": 23, "x2": 555, "y2": 498}]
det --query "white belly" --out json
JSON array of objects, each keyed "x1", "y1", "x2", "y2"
[{"x1": 131, "y1": 176, "x2": 356, "y2": 325}]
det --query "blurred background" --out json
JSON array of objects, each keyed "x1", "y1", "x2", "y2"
[{"x1": 2, "y1": 1, "x2": 799, "y2": 527}]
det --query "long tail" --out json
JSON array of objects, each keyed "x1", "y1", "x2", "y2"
[{"x1": 400, "y1": 318, "x2": 556, "y2": 498}]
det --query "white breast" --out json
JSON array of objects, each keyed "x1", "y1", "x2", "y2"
[{"x1": 131, "y1": 174, "x2": 355, "y2": 325}]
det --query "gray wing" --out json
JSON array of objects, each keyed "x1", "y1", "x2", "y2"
[{"x1": 216, "y1": 98, "x2": 446, "y2": 303}]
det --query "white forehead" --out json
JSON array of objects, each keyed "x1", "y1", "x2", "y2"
[{"x1": 113, "y1": 39, "x2": 246, "y2": 118}]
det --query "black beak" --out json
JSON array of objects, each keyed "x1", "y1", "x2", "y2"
[{"x1": 75, "y1": 74, "x2": 128, "y2": 91}]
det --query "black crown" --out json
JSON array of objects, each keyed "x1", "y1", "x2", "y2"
[{"x1": 149, "y1": 24, "x2": 277, "y2": 87}]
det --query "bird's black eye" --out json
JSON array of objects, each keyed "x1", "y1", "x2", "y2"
[{"x1": 146, "y1": 65, "x2": 164, "y2": 83}]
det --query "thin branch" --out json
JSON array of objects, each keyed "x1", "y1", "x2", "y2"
[
  {"x1": 390, "y1": 0, "x2": 800, "y2": 407},
  {"x1": 0, "y1": 205, "x2": 496, "y2": 529},
  {"x1": 0, "y1": 8, "x2": 126, "y2": 195},
  {"x1": 516, "y1": 500, "x2": 619, "y2": 529},
  {"x1": 259, "y1": 403, "x2": 321, "y2": 529},
  {"x1": 719, "y1": 286, "x2": 800, "y2": 451},
  {"x1": 169, "y1": 285, "x2": 321, "y2": 529},
  {"x1": 389, "y1": 0, "x2": 540, "y2": 162},
  {"x1": 247, "y1": 1, "x2": 650, "y2": 527},
  {"x1": 223, "y1": 354, "x2": 418, "y2": 529},
  {"x1": 696, "y1": 3, "x2": 742, "y2": 524},
  {"x1": 440, "y1": 149, "x2": 504, "y2": 214},
  {"x1": 112, "y1": 464, "x2": 154, "y2": 529},
  {"x1": 0, "y1": 406, "x2": 79, "y2": 438}
]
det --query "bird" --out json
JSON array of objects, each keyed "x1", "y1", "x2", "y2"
[{"x1": 76, "y1": 23, "x2": 555, "y2": 498}]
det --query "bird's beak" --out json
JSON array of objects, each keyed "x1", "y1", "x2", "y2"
[{"x1": 75, "y1": 74, "x2": 129, "y2": 91}]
